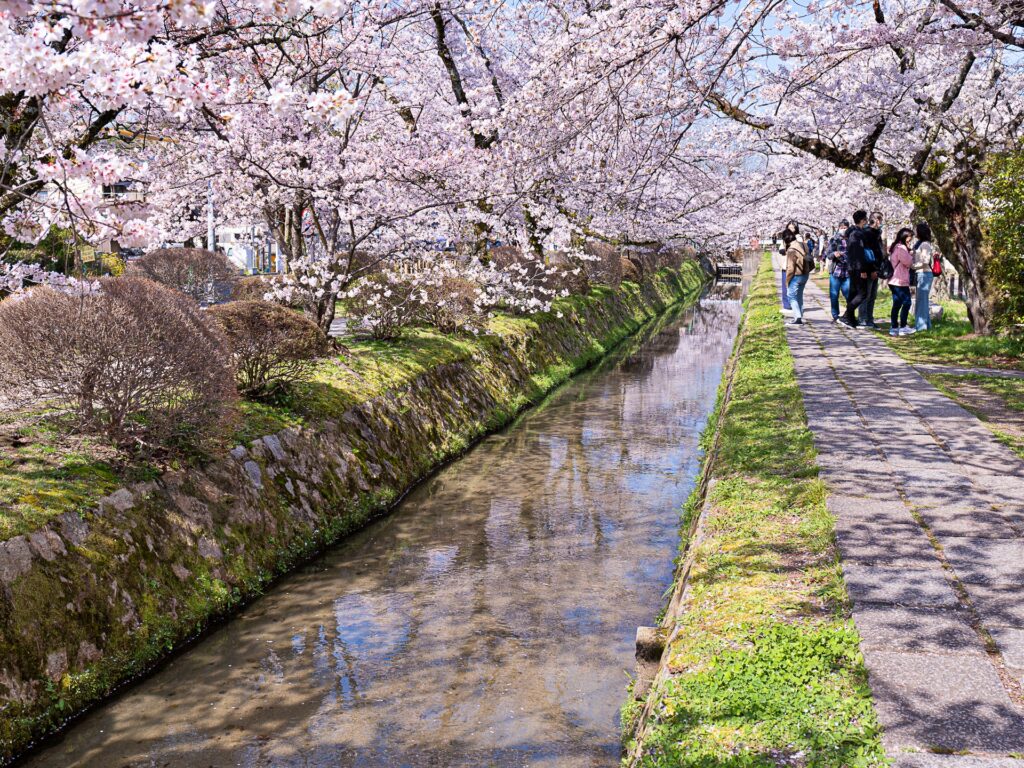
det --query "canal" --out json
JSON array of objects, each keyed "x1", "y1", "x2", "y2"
[{"x1": 25, "y1": 279, "x2": 746, "y2": 768}]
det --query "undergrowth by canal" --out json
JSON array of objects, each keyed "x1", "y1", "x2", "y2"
[{"x1": 623, "y1": 259, "x2": 886, "y2": 768}]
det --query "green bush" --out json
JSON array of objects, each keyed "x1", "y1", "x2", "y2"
[{"x1": 982, "y1": 151, "x2": 1024, "y2": 330}]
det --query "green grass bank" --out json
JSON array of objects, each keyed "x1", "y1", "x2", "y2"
[
  {"x1": 623, "y1": 260, "x2": 886, "y2": 768},
  {"x1": 0, "y1": 264, "x2": 707, "y2": 764}
]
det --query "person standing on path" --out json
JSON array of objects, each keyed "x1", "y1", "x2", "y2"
[
  {"x1": 826, "y1": 220, "x2": 850, "y2": 321},
  {"x1": 785, "y1": 230, "x2": 811, "y2": 325},
  {"x1": 858, "y1": 211, "x2": 884, "y2": 329},
  {"x1": 841, "y1": 210, "x2": 875, "y2": 329},
  {"x1": 773, "y1": 221, "x2": 799, "y2": 312},
  {"x1": 912, "y1": 222, "x2": 938, "y2": 332},
  {"x1": 887, "y1": 227, "x2": 915, "y2": 336}
]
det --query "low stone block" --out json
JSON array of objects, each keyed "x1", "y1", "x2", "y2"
[{"x1": 0, "y1": 537, "x2": 33, "y2": 585}]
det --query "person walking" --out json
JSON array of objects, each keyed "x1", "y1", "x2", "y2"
[
  {"x1": 826, "y1": 220, "x2": 850, "y2": 321},
  {"x1": 858, "y1": 211, "x2": 884, "y2": 329},
  {"x1": 912, "y1": 222, "x2": 938, "y2": 332},
  {"x1": 887, "y1": 227, "x2": 915, "y2": 336},
  {"x1": 841, "y1": 210, "x2": 875, "y2": 329},
  {"x1": 785, "y1": 230, "x2": 811, "y2": 325}
]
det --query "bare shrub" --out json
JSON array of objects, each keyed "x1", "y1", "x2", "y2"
[
  {"x1": 581, "y1": 242, "x2": 623, "y2": 287},
  {"x1": 0, "y1": 277, "x2": 236, "y2": 454},
  {"x1": 129, "y1": 247, "x2": 237, "y2": 304},
  {"x1": 620, "y1": 255, "x2": 640, "y2": 282},
  {"x1": 411, "y1": 273, "x2": 484, "y2": 334},
  {"x1": 346, "y1": 273, "x2": 418, "y2": 340},
  {"x1": 622, "y1": 247, "x2": 660, "y2": 281},
  {"x1": 655, "y1": 246, "x2": 689, "y2": 271},
  {"x1": 208, "y1": 301, "x2": 329, "y2": 399}
]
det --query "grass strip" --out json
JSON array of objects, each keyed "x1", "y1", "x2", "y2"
[
  {"x1": 924, "y1": 373, "x2": 1024, "y2": 460},
  {"x1": 624, "y1": 258, "x2": 886, "y2": 768}
]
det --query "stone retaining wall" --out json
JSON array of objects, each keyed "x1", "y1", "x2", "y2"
[{"x1": 0, "y1": 264, "x2": 707, "y2": 763}]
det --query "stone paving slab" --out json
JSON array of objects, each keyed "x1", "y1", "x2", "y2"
[
  {"x1": 863, "y1": 650, "x2": 1024, "y2": 753},
  {"x1": 917, "y1": 506, "x2": 1022, "y2": 539},
  {"x1": 842, "y1": 562, "x2": 958, "y2": 607},
  {"x1": 963, "y1": 582, "x2": 1024, "y2": 628},
  {"x1": 942, "y1": 538, "x2": 1024, "y2": 586},
  {"x1": 989, "y1": 626, "x2": 1024, "y2": 668},
  {"x1": 786, "y1": 280, "x2": 1024, "y2": 759},
  {"x1": 853, "y1": 605, "x2": 984, "y2": 655},
  {"x1": 894, "y1": 755, "x2": 1024, "y2": 768},
  {"x1": 836, "y1": 523, "x2": 942, "y2": 568},
  {"x1": 827, "y1": 495, "x2": 919, "y2": 529}
]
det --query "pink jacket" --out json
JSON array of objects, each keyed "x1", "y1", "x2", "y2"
[{"x1": 888, "y1": 243, "x2": 912, "y2": 287}]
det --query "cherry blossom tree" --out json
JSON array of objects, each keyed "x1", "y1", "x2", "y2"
[{"x1": 543, "y1": 0, "x2": 1022, "y2": 331}]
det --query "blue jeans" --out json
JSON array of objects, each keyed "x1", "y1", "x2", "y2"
[
  {"x1": 890, "y1": 285, "x2": 911, "y2": 328},
  {"x1": 787, "y1": 274, "x2": 809, "y2": 320},
  {"x1": 780, "y1": 270, "x2": 791, "y2": 309},
  {"x1": 915, "y1": 271, "x2": 933, "y2": 330},
  {"x1": 829, "y1": 273, "x2": 850, "y2": 319}
]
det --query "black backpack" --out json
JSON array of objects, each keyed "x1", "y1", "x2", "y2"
[{"x1": 877, "y1": 252, "x2": 894, "y2": 281}]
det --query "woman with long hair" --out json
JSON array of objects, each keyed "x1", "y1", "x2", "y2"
[
  {"x1": 774, "y1": 220, "x2": 800, "y2": 312},
  {"x1": 912, "y1": 222, "x2": 937, "y2": 332},
  {"x1": 784, "y1": 229, "x2": 811, "y2": 325},
  {"x1": 887, "y1": 227, "x2": 915, "y2": 336}
]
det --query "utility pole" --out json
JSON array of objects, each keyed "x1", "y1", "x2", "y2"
[{"x1": 207, "y1": 181, "x2": 215, "y2": 251}]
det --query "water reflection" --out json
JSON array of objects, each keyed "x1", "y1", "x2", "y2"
[{"x1": 25, "y1": 283, "x2": 746, "y2": 768}]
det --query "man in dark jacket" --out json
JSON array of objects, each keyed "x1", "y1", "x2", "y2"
[
  {"x1": 858, "y1": 211, "x2": 885, "y2": 328},
  {"x1": 841, "y1": 210, "x2": 875, "y2": 328}
]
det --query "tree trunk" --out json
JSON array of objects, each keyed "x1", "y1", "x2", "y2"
[
  {"x1": 316, "y1": 292, "x2": 337, "y2": 337},
  {"x1": 913, "y1": 184, "x2": 994, "y2": 334}
]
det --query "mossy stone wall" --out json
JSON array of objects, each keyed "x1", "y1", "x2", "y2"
[{"x1": 0, "y1": 265, "x2": 706, "y2": 762}]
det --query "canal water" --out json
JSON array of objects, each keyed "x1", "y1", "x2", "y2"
[{"x1": 25, "y1": 280, "x2": 746, "y2": 768}]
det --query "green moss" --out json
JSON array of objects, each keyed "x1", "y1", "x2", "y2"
[{"x1": 625, "y1": 260, "x2": 885, "y2": 768}]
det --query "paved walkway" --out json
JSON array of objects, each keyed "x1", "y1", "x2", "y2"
[{"x1": 784, "y1": 280, "x2": 1024, "y2": 767}]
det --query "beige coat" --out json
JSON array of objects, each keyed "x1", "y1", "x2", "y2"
[{"x1": 786, "y1": 240, "x2": 810, "y2": 282}]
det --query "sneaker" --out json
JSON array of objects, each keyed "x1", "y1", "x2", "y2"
[
  {"x1": 787, "y1": 318, "x2": 804, "y2": 325},
  {"x1": 889, "y1": 328, "x2": 899, "y2": 337},
  {"x1": 864, "y1": 323, "x2": 880, "y2": 330},
  {"x1": 900, "y1": 327, "x2": 916, "y2": 335},
  {"x1": 837, "y1": 318, "x2": 855, "y2": 329},
  {"x1": 831, "y1": 316, "x2": 839, "y2": 323}
]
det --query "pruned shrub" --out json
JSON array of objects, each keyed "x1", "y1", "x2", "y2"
[
  {"x1": 207, "y1": 300, "x2": 329, "y2": 399},
  {"x1": 129, "y1": 247, "x2": 237, "y2": 304},
  {"x1": 232, "y1": 275, "x2": 274, "y2": 302},
  {"x1": 0, "y1": 277, "x2": 237, "y2": 454}
]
